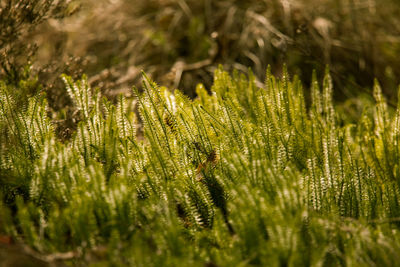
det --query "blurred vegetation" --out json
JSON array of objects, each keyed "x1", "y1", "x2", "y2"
[
  {"x1": 3, "y1": 0, "x2": 400, "y2": 111},
  {"x1": 0, "y1": 0, "x2": 75, "y2": 86},
  {"x1": 22, "y1": 0, "x2": 400, "y2": 103},
  {"x1": 0, "y1": 0, "x2": 80, "y2": 113}
]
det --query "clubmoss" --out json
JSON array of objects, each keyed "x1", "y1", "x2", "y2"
[{"x1": 1, "y1": 67, "x2": 400, "y2": 266}]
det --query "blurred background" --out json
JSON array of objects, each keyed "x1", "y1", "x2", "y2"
[{"x1": 2, "y1": 0, "x2": 400, "y2": 110}]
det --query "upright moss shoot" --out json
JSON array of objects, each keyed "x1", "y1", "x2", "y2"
[{"x1": 1, "y1": 67, "x2": 400, "y2": 266}]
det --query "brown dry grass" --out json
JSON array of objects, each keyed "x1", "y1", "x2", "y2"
[{"x1": 5, "y1": 0, "x2": 400, "y2": 104}]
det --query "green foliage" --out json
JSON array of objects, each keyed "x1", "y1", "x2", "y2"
[{"x1": 1, "y1": 67, "x2": 400, "y2": 266}]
